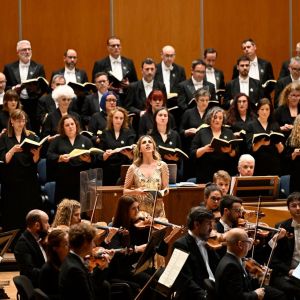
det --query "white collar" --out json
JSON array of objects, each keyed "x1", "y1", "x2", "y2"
[
  {"x1": 109, "y1": 55, "x2": 121, "y2": 63},
  {"x1": 162, "y1": 61, "x2": 173, "y2": 71}
]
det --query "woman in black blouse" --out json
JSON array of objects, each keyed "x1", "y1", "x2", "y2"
[
  {"x1": 0, "y1": 109, "x2": 42, "y2": 232},
  {"x1": 191, "y1": 106, "x2": 237, "y2": 184},
  {"x1": 100, "y1": 106, "x2": 136, "y2": 185},
  {"x1": 47, "y1": 115, "x2": 94, "y2": 204},
  {"x1": 274, "y1": 82, "x2": 300, "y2": 140},
  {"x1": 139, "y1": 89, "x2": 176, "y2": 136},
  {"x1": 246, "y1": 98, "x2": 284, "y2": 176}
]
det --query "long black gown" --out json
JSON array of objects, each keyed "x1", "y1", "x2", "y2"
[
  {"x1": 46, "y1": 134, "x2": 94, "y2": 204},
  {"x1": 0, "y1": 132, "x2": 42, "y2": 231}
]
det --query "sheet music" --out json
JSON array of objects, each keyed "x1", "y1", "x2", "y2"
[
  {"x1": 158, "y1": 248, "x2": 189, "y2": 288},
  {"x1": 292, "y1": 262, "x2": 300, "y2": 279}
]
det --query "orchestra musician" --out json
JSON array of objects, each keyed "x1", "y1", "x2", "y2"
[
  {"x1": 212, "y1": 170, "x2": 231, "y2": 195},
  {"x1": 202, "y1": 184, "x2": 223, "y2": 217},
  {"x1": 123, "y1": 135, "x2": 169, "y2": 218}
]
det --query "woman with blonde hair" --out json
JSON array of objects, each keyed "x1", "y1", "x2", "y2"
[{"x1": 124, "y1": 135, "x2": 169, "y2": 218}]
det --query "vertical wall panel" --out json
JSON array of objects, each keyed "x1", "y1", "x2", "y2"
[
  {"x1": 292, "y1": 0, "x2": 300, "y2": 49},
  {"x1": 114, "y1": 0, "x2": 201, "y2": 79},
  {"x1": 22, "y1": 0, "x2": 110, "y2": 80},
  {"x1": 203, "y1": 0, "x2": 289, "y2": 80}
]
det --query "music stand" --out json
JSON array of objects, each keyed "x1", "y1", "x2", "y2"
[
  {"x1": 230, "y1": 176, "x2": 279, "y2": 202},
  {"x1": 0, "y1": 229, "x2": 19, "y2": 263}
]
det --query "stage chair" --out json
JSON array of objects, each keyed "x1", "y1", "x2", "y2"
[{"x1": 13, "y1": 275, "x2": 34, "y2": 300}]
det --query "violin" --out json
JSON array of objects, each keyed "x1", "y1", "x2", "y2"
[
  {"x1": 92, "y1": 222, "x2": 128, "y2": 245},
  {"x1": 206, "y1": 229, "x2": 226, "y2": 250},
  {"x1": 134, "y1": 217, "x2": 167, "y2": 230},
  {"x1": 244, "y1": 257, "x2": 272, "y2": 285}
]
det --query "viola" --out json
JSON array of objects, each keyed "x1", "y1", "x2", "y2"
[
  {"x1": 244, "y1": 257, "x2": 272, "y2": 285},
  {"x1": 92, "y1": 222, "x2": 128, "y2": 245},
  {"x1": 206, "y1": 229, "x2": 226, "y2": 250},
  {"x1": 134, "y1": 217, "x2": 166, "y2": 230}
]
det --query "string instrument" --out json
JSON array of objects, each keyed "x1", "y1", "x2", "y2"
[
  {"x1": 244, "y1": 258, "x2": 272, "y2": 285},
  {"x1": 92, "y1": 222, "x2": 128, "y2": 245},
  {"x1": 207, "y1": 229, "x2": 226, "y2": 250},
  {"x1": 134, "y1": 217, "x2": 166, "y2": 231}
]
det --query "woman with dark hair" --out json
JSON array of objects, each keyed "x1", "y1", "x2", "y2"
[
  {"x1": 179, "y1": 88, "x2": 211, "y2": 179},
  {"x1": 151, "y1": 107, "x2": 183, "y2": 179},
  {"x1": 124, "y1": 135, "x2": 169, "y2": 218},
  {"x1": 0, "y1": 109, "x2": 42, "y2": 232},
  {"x1": 191, "y1": 106, "x2": 238, "y2": 184},
  {"x1": 285, "y1": 114, "x2": 300, "y2": 192},
  {"x1": 274, "y1": 82, "x2": 300, "y2": 140},
  {"x1": 99, "y1": 106, "x2": 136, "y2": 185},
  {"x1": 88, "y1": 91, "x2": 118, "y2": 145},
  {"x1": 0, "y1": 90, "x2": 23, "y2": 135},
  {"x1": 47, "y1": 114, "x2": 94, "y2": 204},
  {"x1": 246, "y1": 98, "x2": 284, "y2": 176},
  {"x1": 39, "y1": 228, "x2": 69, "y2": 300},
  {"x1": 139, "y1": 89, "x2": 176, "y2": 136}
]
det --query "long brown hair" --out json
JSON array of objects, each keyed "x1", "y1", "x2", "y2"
[
  {"x1": 288, "y1": 114, "x2": 300, "y2": 148},
  {"x1": 106, "y1": 107, "x2": 129, "y2": 130},
  {"x1": 7, "y1": 109, "x2": 30, "y2": 137}
]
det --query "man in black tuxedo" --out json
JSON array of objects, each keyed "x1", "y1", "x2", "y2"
[
  {"x1": 14, "y1": 209, "x2": 49, "y2": 287},
  {"x1": 51, "y1": 49, "x2": 88, "y2": 84},
  {"x1": 172, "y1": 207, "x2": 219, "y2": 299},
  {"x1": 36, "y1": 74, "x2": 66, "y2": 128},
  {"x1": 81, "y1": 72, "x2": 110, "y2": 126},
  {"x1": 59, "y1": 222, "x2": 110, "y2": 300},
  {"x1": 232, "y1": 38, "x2": 274, "y2": 99},
  {"x1": 0, "y1": 72, "x2": 6, "y2": 110},
  {"x1": 92, "y1": 36, "x2": 137, "y2": 104},
  {"x1": 270, "y1": 192, "x2": 300, "y2": 300},
  {"x1": 274, "y1": 57, "x2": 300, "y2": 107},
  {"x1": 3, "y1": 40, "x2": 46, "y2": 132},
  {"x1": 204, "y1": 48, "x2": 225, "y2": 103},
  {"x1": 177, "y1": 59, "x2": 216, "y2": 111},
  {"x1": 225, "y1": 56, "x2": 264, "y2": 109},
  {"x1": 215, "y1": 228, "x2": 285, "y2": 300},
  {"x1": 278, "y1": 42, "x2": 300, "y2": 79}
]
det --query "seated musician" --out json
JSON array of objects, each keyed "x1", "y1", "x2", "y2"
[
  {"x1": 201, "y1": 183, "x2": 223, "y2": 220},
  {"x1": 215, "y1": 228, "x2": 286, "y2": 300},
  {"x1": 59, "y1": 222, "x2": 111, "y2": 300},
  {"x1": 213, "y1": 170, "x2": 231, "y2": 195},
  {"x1": 270, "y1": 192, "x2": 300, "y2": 300},
  {"x1": 172, "y1": 207, "x2": 219, "y2": 299}
]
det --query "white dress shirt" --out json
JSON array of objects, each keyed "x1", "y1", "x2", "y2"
[
  {"x1": 162, "y1": 61, "x2": 173, "y2": 94},
  {"x1": 291, "y1": 220, "x2": 300, "y2": 268},
  {"x1": 206, "y1": 68, "x2": 217, "y2": 89},
  {"x1": 0, "y1": 92, "x2": 4, "y2": 105},
  {"x1": 192, "y1": 77, "x2": 203, "y2": 91},
  {"x1": 64, "y1": 68, "x2": 77, "y2": 83},
  {"x1": 109, "y1": 55, "x2": 123, "y2": 81},
  {"x1": 249, "y1": 57, "x2": 260, "y2": 81},
  {"x1": 239, "y1": 76, "x2": 250, "y2": 96},
  {"x1": 142, "y1": 79, "x2": 154, "y2": 98},
  {"x1": 19, "y1": 61, "x2": 30, "y2": 99}
]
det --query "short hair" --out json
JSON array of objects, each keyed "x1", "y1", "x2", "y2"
[
  {"x1": 52, "y1": 85, "x2": 76, "y2": 101},
  {"x1": 241, "y1": 38, "x2": 256, "y2": 46},
  {"x1": 204, "y1": 106, "x2": 226, "y2": 125},
  {"x1": 219, "y1": 195, "x2": 242, "y2": 215},
  {"x1": 191, "y1": 59, "x2": 206, "y2": 70},
  {"x1": 68, "y1": 223, "x2": 96, "y2": 250},
  {"x1": 237, "y1": 55, "x2": 250, "y2": 65},
  {"x1": 287, "y1": 192, "x2": 300, "y2": 208},
  {"x1": 52, "y1": 199, "x2": 81, "y2": 228},
  {"x1": 106, "y1": 106, "x2": 129, "y2": 130},
  {"x1": 51, "y1": 74, "x2": 66, "y2": 85},
  {"x1": 193, "y1": 87, "x2": 211, "y2": 100},
  {"x1": 107, "y1": 36, "x2": 121, "y2": 45},
  {"x1": 238, "y1": 154, "x2": 255, "y2": 166},
  {"x1": 204, "y1": 48, "x2": 217, "y2": 58},
  {"x1": 278, "y1": 82, "x2": 300, "y2": 106},
  {"x1": 94, "y1": 72, "x2": 108, "y2": 82},
  {"x1": 187, "y1": 206, "x2": 213, "y2": 230},
  {"x1": 26, "y1": 209, "x2": 44, "y2": 227},
  {"x1": 204, "y1": 183, "x2": 222, "y2": 200},
  {"x1": 213, "y1": 170, "x2": 231, "y2": 184},
  {"x1": 145, "y1": 89, "x2": 166, "y2": 112},
  {"x1": 141, "y1": 58, "x2": 156, "y2": 68},
  {"x1": 17, "y1": 40, "x2": 31, "y2": 51},
  {"x1": 57, "y1": 114, "x2": 80, "y2": 136},
  {"x1": 3, "y1": 89, "x2": 21, "y2": 112}
]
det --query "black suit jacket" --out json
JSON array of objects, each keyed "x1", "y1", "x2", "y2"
[
  {"x1": 14, "y1": 230, "x2": 46, "y2": 287},
  {"x1": 155, "y1": 62, "x2": 186, "y2": 93},
  {"x1": 204, "y1": 68, "x2": 225, "y2": 91},
  {"x1": 92, "y1": 56, "x2": 137, "y2": 83},
  {"x1": 177, "y1": 78, "x2": 216, "y2": 111},
  {"x1": 81, "y1": 93, "x2": 101, "y2": 126},
  {"x1": 59, "y1": 252, "x2": 99, "y2": 300},
  {"x1": 3, "y1": 60, "x2": 46, "y2": 90},
  {"x1": 36, "y1": 94, "x2": 56, "y2": 124},
  {"x1": 215, "y1": 252, "x2": 257, "y2": 300},
  {"x1": 172, "y1": 233, "x2": 219, "y2": 299},
  {"x1": 278, "y1": 60, "x2": 290, "y2": 79},
  {"x1": 124, "y1": 80, "x2": 167, "y2": 114},
  {"x1": 224, "y1": 77, "x2": 264, "y2": 109},
  {"x1": 274, "y1": 76, "x2": 292, "y2": 107},
  {"x1": 51, "y1": 67, "x2": 88, "y2": 83}
]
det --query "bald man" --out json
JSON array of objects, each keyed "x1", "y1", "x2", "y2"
[{"x1": 215, "y1": 228, "x2": 285, "y2": 300}]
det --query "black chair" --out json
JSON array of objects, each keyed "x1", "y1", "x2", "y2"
[
  {"x1": 13, "y1": 275, "x2": 35, "y2": 300},
  {"x1": 34, "y1": 288, "x2": 49, "y2": 300},
  {"x1": 111, "y1": 282, "x2": 133, "y2": 300},
  {"x1": 203, "y1": 278, "x2": 216, "y2": 300}
]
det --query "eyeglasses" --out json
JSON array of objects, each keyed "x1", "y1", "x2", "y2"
[
  {"x1": 231, "y1": 208, "x2": 243, "y2": 213},
  {"x1": 164, "y1": 54, "x2": 175, "y2": 58},
  {"x1": 106, "y1": 99, "x2": 117, "y2": 103},
  {"x1": 194, "y1": 70, "x2": 206, "y2": 74},
  {"x1": 109, "y1": 44, "x2": 121, "y2": 48},
  {"x1": 241, "y1": 239, "x2": 253, "y2": 245},
  {"x1": 210, "y1": 196, "x2": 222, "y2": 202},
  {"x1": 61, "y1": 98, "x2": 72, "y2": 102}
]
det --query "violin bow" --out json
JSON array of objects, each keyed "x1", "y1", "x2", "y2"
[
  {"x1": 90, "y1": 189, "x2": 100, "y2": 223},
  {"x1": 251, "y1": 195, "x2": 262, "y2": 259}
]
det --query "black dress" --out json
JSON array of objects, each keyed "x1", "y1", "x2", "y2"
[
  {"x1": 88, "y1": 111, "x2": 107, "y2": 146},
  {"x1": 46, "y1": 134, "x2": 94, "y2": 204},
  {"x1": 0, "y1": 132, "x2": 42, "y2": 231},
  {"x1": 191, "y1": 126, "x2": 237, "y2": 183},
  {"x1": 0, "y1": 110, "x2": 9, "y2": 132},
  {"x1": 99, "y1": 128, "x2": 136, "y2": 185},
  {"x1": 39, "y1": 262, "x2": 60, "y2": 300},
  {"x1": 246, "y1": 118, "x2": 282, "y2": 176}
]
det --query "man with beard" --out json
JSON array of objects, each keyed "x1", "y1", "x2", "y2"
[
  {"x1": 224, "y1": 55, "x2": 263, "y2": 109},
  {"x1": 14, "y1": 209, "x2": 50, "y2": 287}
]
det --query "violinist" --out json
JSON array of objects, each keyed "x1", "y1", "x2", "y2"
[
  {"x1": 172, "y1": 207, "x2": 220, "y2": 299},
  {"x1": 59, "y1": 222, "x2": 111, "y2": 300},
  {"x1": 202, "y1": 183, "x2": 223, "y2": 220},
  {"x1": 270, "y1": 192, "x2": 300, "y2": 300},
  {"x1": 215, "y1": 228, "x2": 286, "y2": 300}
]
